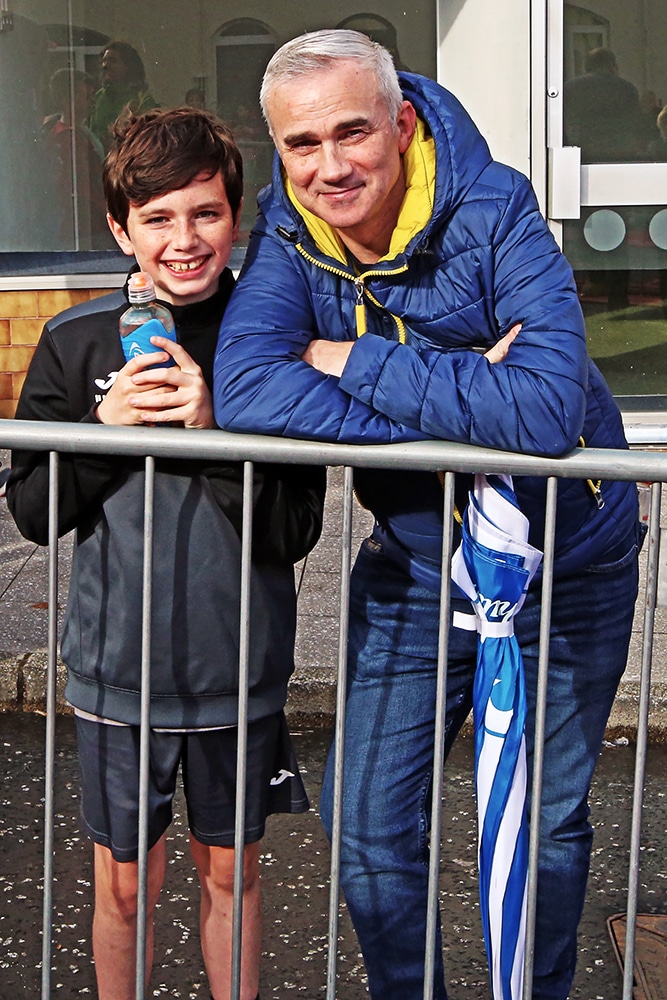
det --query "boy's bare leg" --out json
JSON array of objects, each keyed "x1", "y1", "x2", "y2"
[
  {"x1": 190, "y1": 836, "x2": 262, "y2": 1000},
  {"x1": 92, "y1": 835, "x2": 168, "y2": 1000}
]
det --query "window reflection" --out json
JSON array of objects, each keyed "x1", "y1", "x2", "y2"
[
  {"x1": 561, "y1": 3, "x2": 667, "y2": 402},
  {"x1": 1, "y1": 2, "x2": 435, "y2": 267},
  {"x1": 563, "y1": 2, "x2": 667, "y2": 164}
]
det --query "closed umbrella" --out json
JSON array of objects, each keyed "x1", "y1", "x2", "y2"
[{"x1": 451, "y1": 474, "x2": 542, "y2": 1000}]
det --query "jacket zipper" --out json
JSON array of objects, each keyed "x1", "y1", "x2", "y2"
[{"x1": 295, "y1": 242, "x2": 409, "y2": 343}]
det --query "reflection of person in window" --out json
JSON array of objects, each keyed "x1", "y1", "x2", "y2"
[
  {"x1": 43, "y1": 69, "x2": 113, "y2": 250},
  {"x1": 88, "y1": 41, "x2": 158, "y2": 151},
  {"x1": 564, "y1": 48, "x2": 643, "y2": 162},
  {"x1": 185, "y1": 87, "x2": 206, "y2": 110},
  {"x1": 648, "y1": 105, "x2": 667, "y2": 161}
]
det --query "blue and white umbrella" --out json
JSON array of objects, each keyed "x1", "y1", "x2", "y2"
[{"x1": 451, "y1": 474, "x2": 542, "y2": 1000}]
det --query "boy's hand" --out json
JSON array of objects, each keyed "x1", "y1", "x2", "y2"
[
  {"x1": 127, "y1": 336, "x2": 215, "y2": 429},
  {"x1": 97, "y1": 338, "x2": 215, "y2": 429}
]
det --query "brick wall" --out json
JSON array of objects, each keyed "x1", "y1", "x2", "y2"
[{"x1": 0, "y1": 288, "x2": 108, "y2": 416}]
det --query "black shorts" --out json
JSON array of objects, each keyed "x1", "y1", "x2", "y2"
[{"x1": 75, "y1": 711, "x2": 309, "y2": 862}]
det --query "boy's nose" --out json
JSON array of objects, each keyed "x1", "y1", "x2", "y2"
[{"x1": 172, "y1": 221, "x2": 199, "y2": 249}]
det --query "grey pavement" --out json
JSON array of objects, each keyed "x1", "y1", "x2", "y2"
[{"x1": 1, "y1": 450, "x2": 666, "y2": 735}]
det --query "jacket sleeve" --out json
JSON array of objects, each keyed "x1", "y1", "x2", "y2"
[
  {"x1": 7, "y1": 325, "x2": 125, "y2": 545},
  {"x1": 214, "y1": 229, "x2": 427, "y2": 445},
  {"x1": 338, "y1": 179, "x2": 588, "y2": 456},
  {"x1": 206, "y1": 461, "x2": 327, "y2": 565},
  {"x1": 215, "y1": 180, "x2": 588, "y2": 456}
]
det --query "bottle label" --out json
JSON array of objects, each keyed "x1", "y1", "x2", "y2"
[{"x1": 120, "y1": 318, "x2": 176, "y2": 368}]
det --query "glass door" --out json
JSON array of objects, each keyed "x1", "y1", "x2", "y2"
[{"x1": 547, "y1": 0, "x2": 667, "y2": 410}]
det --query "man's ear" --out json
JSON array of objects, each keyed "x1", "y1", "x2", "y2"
[
  {"x1": 396, "y1": 100, "x2": 418, "y2": 154},
  {"x1": 107, "y1": 213, "x2": 135, "y2": 257},
  {"x1": 232, "y1": 198, "x2": 244, "y2": 242}
]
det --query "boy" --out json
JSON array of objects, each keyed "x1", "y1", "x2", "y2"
[{"x1": 7, "y1": 108, "x2": 325, "y2": 1000}]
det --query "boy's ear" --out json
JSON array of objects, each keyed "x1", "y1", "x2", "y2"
[
  {"x1": 107, "y1": 213, "x2": 135, "y2": 257},
  {"x1": 232, "y1": 199, "x2": 243, "y2": 241}
]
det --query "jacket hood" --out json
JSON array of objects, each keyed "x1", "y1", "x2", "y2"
[
  {"x1": 398, "y1": 72, "x2": 493, "y2": 236},
  {"x1": 259, "y1": 71, "x2": 494, "y2": 259}
]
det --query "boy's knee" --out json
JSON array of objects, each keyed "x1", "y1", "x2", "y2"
[
  {"x1": 192, "y1": 839, "x2": 261, "y2": 896},
  {"x1": 94, "y1": 841, "x2": 165, "y2": 920}
]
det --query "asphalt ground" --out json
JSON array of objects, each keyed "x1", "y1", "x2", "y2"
[{"x1": 1, "y1": 713, "x2": 666, "y2": 998}]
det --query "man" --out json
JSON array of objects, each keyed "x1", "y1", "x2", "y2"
[
  {"x1": 213, "y1": 30, "x2": 642, "y2": 1000},
  {"x1": 563, "y1": 47, "x2": 642, "y2": 163}
]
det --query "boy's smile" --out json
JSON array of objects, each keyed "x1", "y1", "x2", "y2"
[{"x1": 108, "y1": 171, "x2": 241, "y2": 306}]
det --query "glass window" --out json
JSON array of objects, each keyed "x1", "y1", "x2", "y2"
[
  {"x1": 563, "y1": 2, "x2": 667, "y2": 165},
  {"x1": 561, "y1": 2, "x2": 667, "y2": 405},
  {"x1": 0, "y1": 2, "x2": 436, "y2": 277}
]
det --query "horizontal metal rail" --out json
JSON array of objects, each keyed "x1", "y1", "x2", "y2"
[{"x1": 3, "y1": 417, "x2": 667, "y2": 481}]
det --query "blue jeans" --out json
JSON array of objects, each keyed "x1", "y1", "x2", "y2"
[{"x1": 320, "y1": 533, "x2": 640, "y2": 1000}]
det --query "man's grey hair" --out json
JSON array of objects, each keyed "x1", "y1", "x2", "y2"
[{"x1": 260, "y1": 29, "x2": 404, "y2": 133}]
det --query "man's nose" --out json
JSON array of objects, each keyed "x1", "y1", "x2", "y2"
[{"x1": 317, "y1": 142, "x2": 352, "y2": 182}]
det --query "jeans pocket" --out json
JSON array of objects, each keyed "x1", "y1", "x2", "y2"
[{"x1": 585, "y1": 539, "x2": 639, "y2": 575}]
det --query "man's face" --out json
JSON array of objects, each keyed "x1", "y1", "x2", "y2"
[
  {"x1": 266, "y1": 60, "x2": 416, "y2": 260},
  {"x1": 101, "y1": 48, "x2": 126, "y2": 86},
  {"x1": 108, "y1": 171, "x2": 241, "y2": 306}
]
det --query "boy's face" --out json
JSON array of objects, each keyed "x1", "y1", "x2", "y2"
[{"x1": 108, "y1": 171, "x2": 241, "y2": 306}]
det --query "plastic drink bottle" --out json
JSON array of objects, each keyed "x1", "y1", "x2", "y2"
[{"x1": 119, "y1": 271, "x2": 177, "y2": 368}]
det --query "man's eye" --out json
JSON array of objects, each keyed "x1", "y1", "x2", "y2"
[
  {"x1": 341, "y1": 129, "x2": 367, "y2": 143},
  {"x1": 146, "y1": 216, "x2": 168, "y2": 225}
]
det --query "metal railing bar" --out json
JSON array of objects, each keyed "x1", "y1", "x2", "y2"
[
  {"x1": 41, "y1": 451, "x2": 59, "y2": 1000},
  {"x1": 135, "y1": 455, "x2": 155, "y2": 999},
  {"x1": 231, "y1": 461, "x2": 254, "y2": 1000},
  {"x1": 523, "y1": 475, "x2": 558, "y2": 998},
  {"x1": 326, "y1": 465, "x2": 354, "y2": 1000},
  {"x1": 423, "y1": 471, "x2": 456, "y2": 1000},
  {"x1": 624, "y1": 423, "x2": 667, "y2": 447},
  {"x1": 3, "y1": 419, "x2": 667, "y2": 483},
  {"x1": 621, "y1": 480, "x2": 661, "y2": 1000}
]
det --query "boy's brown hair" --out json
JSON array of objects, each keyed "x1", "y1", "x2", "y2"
[{"x1": 103, "y1": 107, "x2": 243, "y2": 231}]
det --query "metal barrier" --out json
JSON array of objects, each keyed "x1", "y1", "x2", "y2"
[{"x1": 0, "y1": 417, "x2": 664, "y2": 1000}]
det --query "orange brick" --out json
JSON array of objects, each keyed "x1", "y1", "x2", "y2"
[
  {"x1": 0, "y1": 398, "x2": 17, "y2": 418},
  {"x1": 12, "y1": 372, "x2": 27, "y2": 398},
  {"x1": 0, "y1": 290, "x2": 39, "y2": 318},
  {"x1": 0, "y1": 320, "x2": 9, "y2": 345},
  {"x1": 0, "y1": 373, "x2": 12, "y2": 399},
  {"x1": 10, "y1": 318, "x2": 43, "y2": 345},
  {"x1": 0, "y1": 345, "x2": 36, "y2": 372},
  {"x1": 38, "y1": 288, "x2": 90, "y2": 317}
]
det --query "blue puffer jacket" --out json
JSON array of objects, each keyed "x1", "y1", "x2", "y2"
[{"x1": 214, "y1": 72, "x2": 639, "y2": 590}]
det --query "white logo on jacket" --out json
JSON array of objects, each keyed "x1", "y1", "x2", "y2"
[{"x1": 93, "y1": 371, "x2": 119, "y2": 402}]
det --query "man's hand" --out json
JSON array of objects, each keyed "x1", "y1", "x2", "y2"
[
  {"x1": 300, "y1": 323, "x2": 520, "y2": 378},
  {"x1": 302, "y1": 339, "x2": 355, "y2": 378},
  {"x1": 484, "y1": 323, "x2": 521, "y2": 364},
  {"x1": 97, "y1": 337, "x2": 215, "y2": 429}
]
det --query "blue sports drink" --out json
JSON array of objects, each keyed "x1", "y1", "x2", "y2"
[{"x1": 119, "y1": 271, "x2": 176, "y2": 368}]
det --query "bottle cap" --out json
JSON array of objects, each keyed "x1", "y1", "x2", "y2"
[{"x1": 127, "y1": 271, "x2": 157, "y2": 304}]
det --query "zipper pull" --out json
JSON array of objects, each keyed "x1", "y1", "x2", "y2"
[
  {"x1": 587, "y1": 479, "x2": 605, "y2": 509},
  {"x1": 354, "y1": 278, "x2": 367, "y2": 337}
]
